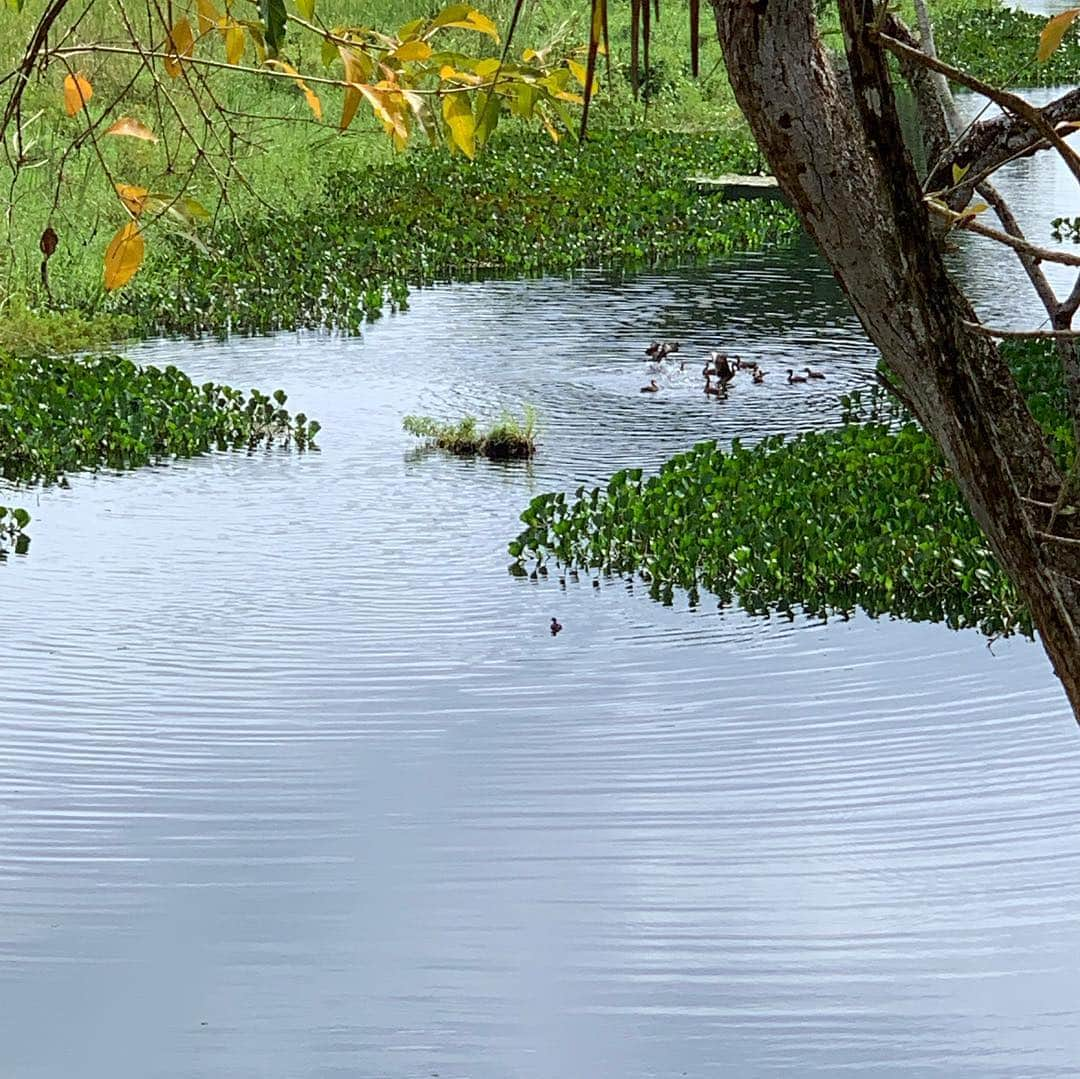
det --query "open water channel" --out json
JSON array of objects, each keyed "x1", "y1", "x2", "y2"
[{"x1": 3, "y1": 88, "x2": 1080, "y2": 1078}]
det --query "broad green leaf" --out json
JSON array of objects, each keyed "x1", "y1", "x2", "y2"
[
  {"x1": 295, "y1": 0, "x2": 315, "y2": 20},
  {"x1": 261, "y1": 0, "x2": 287, "y2": 56},
  {"x1": 474, "y1": 93, "x2": 501, "y2": 147},
  {"x1": 442, "y1": 91, "x2": 475, "y2": 157},
  {"x1": 1038, "y1": 8, "x2": 1080, "y2": 62},
  {"x1": 4, "y1": 0, "x2": 25, "y2": 12},
  {"x1": 104, "y1": 222, "x2": 144, "y2": 290}
]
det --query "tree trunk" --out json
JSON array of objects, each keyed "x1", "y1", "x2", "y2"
[{"x1": 710, "y1": 0, "x2": 1080, "y2": 719}]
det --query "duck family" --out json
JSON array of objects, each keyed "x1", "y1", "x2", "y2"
[{"x1": 638, "y1": 341, "x2": 826, "y2": 395}]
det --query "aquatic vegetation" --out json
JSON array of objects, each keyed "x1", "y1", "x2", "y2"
[
  {"x1": 0, "y1": 300, "x2": 133, "y2": 359},
  {"x1": 932, "y1": 4, "x2": 1080, "y2": 88},
  {"x1": 115, "y1": 129, "x2": 796, "y2": 335},
  {"x1": 510, "y1": 343, "x2": 1067, "y2": 638},
  {"x1": 0, "y1": 505, "x2": 30, "y2": 558},
  {"x1": 404, "y1": 406, "x2": 537, "y2": 460},
  {"x1": 0, "y1": 353, "x2": 320, "y2": 486}
]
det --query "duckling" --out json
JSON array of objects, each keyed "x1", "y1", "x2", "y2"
[
  {"x1": 739, "y1": 358, "x2": 759, "y2": 371},
  {"x1": 787, "y1": 369, "x2": 808, "y2": 384},
  {"x1": 645, "y1": 341, "x2": 663, "y2": 357},
  {"x1": 640, "y1": 379, "x2": 661, "y2": 393},
  {"x1": 752, "y1": 368, "x2": 765, "y2": 384},
  {"x1": 804, "y1": 366, "x2": 826, "y2": 380},
  {"x1": 550, "y1": 616, "x2": 563, "y2": 636},
  {"x1": 705, "y1": 381, "x2": 724, "y2": 397}
]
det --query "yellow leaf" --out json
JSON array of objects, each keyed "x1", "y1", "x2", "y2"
[
  {"x1": 951, "y1": 162, "x2": 969, "y2": 185},
  {"x1": 442, "y1": 91, "x2": 475, "y2": 158},
  {"x1": 105, "y1": 116, "x2": 158, "y2": 142},
  {"x1": 224, "y1": 23, "x2": 245, "y2": 65},
  {"x1": 165, "y1": 17, "x2": 194, "y2": 77},
  {"x1": 104, "y1": 221, "x2": 145, "y2": 290},
  {"x1": 1038, "y1": 8, "x2": 1080, "y2": 61},
  {"x1": 196, "y1": 0, "x2": 222, "y2": 35},
  {"x1": 394, "y1": 40, "x2": 432, "y2": 62},
  {"x1": 115, "y1": 183, "x2": 149, "y2": 214},
  {"x1": 473, "y1": 57, "x2": 500, "y2": 77},
  {"x1": 295, "y1": 0, "x2": 315, "y2": 19},
  {"x1": 265, "y1": 58, "x2": 322, "y2": 119},
  {"x1": 567, "y1": 58, "x2": 588, "y2": 86},
  {"x1": 62, "y1": 73, "x2": 92, "y2": 116},
  {"x1": 340, "y1": 45, "x2": 374, "y2": 83},
  {"x1": 341, "y1": 85, "x2": 362, "y2": 131},
  {"x1": 358, "y1": 84, "x2": 409, "y2": 143},
  {"x1": 427, "y1": 3, "x2": 499, "y2": 41}
]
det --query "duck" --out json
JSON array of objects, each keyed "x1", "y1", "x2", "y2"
[
  {"x1": 739, "y1": 358, "x2": 759, "y2": 371},
  {"x1": 787, "y1": 369, "x2": 808, "y2": 384},
  {"x1": 712, "y1": 353, "x2": 737, "y2": 385},
  {"x1": 550, "y1": 617, "x2": 563, "y2": 636},
  {"x1": 645, "y1": 340, "x2": 663, "y2": 357},
  {"x1": 804, "y1": 366, "x2": 826, "y2": 380},
  {"x1": 640, "y1": 379, "x2": 661, "y2": 393},
  {"x1": 752, "y1": 368, "x2": 765, "y2": 384},
  {"x1": 705, "y1": 382, "x2": 724, "y2": 397}
]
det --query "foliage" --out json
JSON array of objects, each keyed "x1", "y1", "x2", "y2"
[
  {"x1": 0, "y1": 504, "x2": 30, "y2": 559},
  {"x1": 0, "y1": 298, "x2": 132, "y2": 358},
  {"x1": 404, "y1": 405, "x2": 537, "y2": 459},
  {"x1": 0, "y1": 352, "x2": 319, "y2": 485},
  {"x1": 932, "y1": 4, "x2": 1080, "y2": 87},
  {"x1": 509, "y1": 343, "x2": 1069, "y2": 638},
  {"x1": 113, "y1": 128, "x2": 790, "y2": 334},
  {"x1": 2, "y1": 0, "x2": 598, "y2": 291}
]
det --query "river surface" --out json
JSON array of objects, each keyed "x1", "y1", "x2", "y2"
[{"x1": 3, "y1": 90, "x2": 1080, "y2": 1078}]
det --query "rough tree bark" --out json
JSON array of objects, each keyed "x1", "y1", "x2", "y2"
[{"x1": 710, "y1": 0, "x2": 1080, "y2": 719}]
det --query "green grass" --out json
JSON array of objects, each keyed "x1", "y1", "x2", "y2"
[{"x1": 404, "y1": 405, "x2": 538, "y2": 459}]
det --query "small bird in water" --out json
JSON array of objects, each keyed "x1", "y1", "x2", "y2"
[
  {"x1": 804, "y1": 367, "x2": 826, "y2": 380},
  {"x1": 640, "y1": 379, "x2": 660, "y2": 393},
  {"x1": 787, "y1": 369, "x2": 808, "y2": 384},
  {"x1": 550, "y1": 617, "x2": 563, "y2": 636},
  {"x1": 752, "y1": 368, "x2": 765, "y2": 384}
]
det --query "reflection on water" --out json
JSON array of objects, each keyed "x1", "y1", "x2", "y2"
[{"x1": 3, "y1": 87, "x2": 1080, "y2": 1078}]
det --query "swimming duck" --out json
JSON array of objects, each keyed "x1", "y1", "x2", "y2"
[
  {"x1": 640, "y1": 379, "x2": 661, "y2": 393},
  {"x1": 713, "y1": 353, "x2": 737, "y2": 385},
  {"x1": 752, "y1": 368, "x2": 765, "y2": 384},
  {"x1": 804, "y1": 367, "x2": 826, "y2": 380},
  {"x1": 705, "y1": 381, "x2": 724, "y2": 396},
  {"x1": 645, "y1": 341, "x2": 663, "y2": 357},
  {"x1": 739, "y1": 358, "x2": 759, "y2": 371},
  {"x1": 787, "y1": 369, "x2": 808, "y2": 384},
  {"x1": 550, "y1": 617, "x2": 563, "y2": 636}
]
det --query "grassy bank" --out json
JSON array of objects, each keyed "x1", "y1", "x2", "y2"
[{"x1": 111, "y1": 128, "x2": 789, "y2": 335}]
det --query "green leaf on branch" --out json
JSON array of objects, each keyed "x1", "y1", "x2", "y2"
[{"x1": 261, "y1": 0, "x2": 287, "y2": 56}]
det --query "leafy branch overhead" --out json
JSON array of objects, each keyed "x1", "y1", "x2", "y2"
[{"x1": 4, "y1": 0, "x2": 595, "y2": 290}]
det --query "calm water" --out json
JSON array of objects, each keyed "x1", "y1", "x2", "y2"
[{"x1": 3, "y1": 91, "x2": 1080, "y2": 1077}]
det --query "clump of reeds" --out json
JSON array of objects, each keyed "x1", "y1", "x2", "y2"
[{"x1": 403, "y1": 406, "x2": 537, "y2": 459}]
